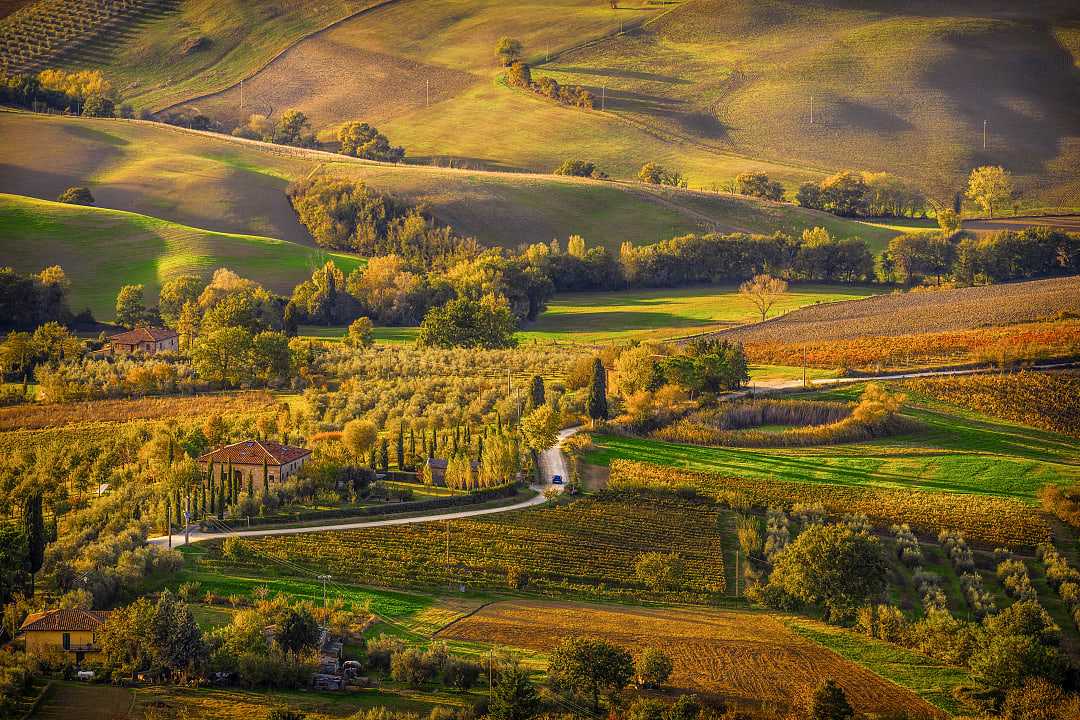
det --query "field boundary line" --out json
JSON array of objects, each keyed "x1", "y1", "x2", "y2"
[
  {"x1": 431, "y1": 600, "x2": 497, "y2": 637},
  {"x1": 154, "y1": 0, "x2": 405, "y2": 114},
  {"x1": 786, "y1": 619, "x2": 955, "y2": 716}
]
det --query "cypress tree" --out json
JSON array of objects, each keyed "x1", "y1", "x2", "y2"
[
  {"x1": 367, "y1": 443, "x2": 378, "y2": 470},
  {"x1": 586, "y1": 357, "x2": 608, "y2": 422},
  {"x1": 380, "y1": 438, "x2": 389, "y2": 472},
  {"x1": 408, "y1": 428, "x2": 416, "y2": 468},
  {"x1": 217, "y1": 481, "x2": 225, "y2": 519},
  {"x1": 24, "y1": 492, "x2": 44, "y2": 596},
  {"x1": 396, "y1": 423, "x2": 405, "y2": 470},
  {"x1": 528, "y1": 375, "x2": 545, "y2": 410},
  {"x1": 173, "y1": 488, "x2": 181, "y2": 528},
  {"x1": 263, "y1": 458, "x2": 270, "y2": 496},
  {"x1": 226, "y1": 460, "x2": 234, "y2": 504},
  {"x1": 247, "y1": 473, "x2": 254, "y2": 498},
  {"x1": 208, "y1": 465, "x2": 216, "y2": 515},
  {"x1": 476, "y1": 435, "x2": 484, "y2": 463}
]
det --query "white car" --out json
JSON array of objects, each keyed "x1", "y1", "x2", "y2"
[{"x1": 77, "y1": 670, "x2": 95, "y2": 681}]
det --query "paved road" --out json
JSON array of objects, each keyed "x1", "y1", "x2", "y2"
[
  {"x1": 748, "y1": 359, "x2": 1079, "y2": 393},
  {"x1": 149, "y1": 426, "x2": 583, "y2": 549}
]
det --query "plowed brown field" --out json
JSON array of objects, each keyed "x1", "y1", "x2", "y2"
[{"x1": 438, "y1": 600, "x2": 942, "y2": 716}]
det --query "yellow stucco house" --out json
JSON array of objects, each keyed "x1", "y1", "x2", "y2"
[{"x1": 19, "y1": 609, "x2": 110, "y2": 662}]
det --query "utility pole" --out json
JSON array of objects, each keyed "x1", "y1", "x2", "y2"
[
  {"x1": 166, "y1": 504, "x2": 172, "y2": 550},
  {"x1": 507, "y1": 369, "x2": 512, "y2": 396},
  {"x1": 601, "y1": 85, "x2": 606, "y2": 111},
  {"x1": 488, "y1": 648, "x2": 493, "y2": 701},
  {"x1": 983, "y1": 119, "x2": 987, "y2": 151},
  {"x1": 240, "y1": 79, "x2": 244, "y2": 111},
  {"x1": 426, "y1": 79, "x2": 430, "y2": 107},
  {"x1": 318, "y1": 574, "x2": 331, "y2": 608},
  {"x1": 445, "y1": 521, "x2": 451, "y2": 590},
  {"x1": 184, "y1": 497, "x2": 190, "y2": 546},
  {"x1": 809, "y1": 95, "x2": 814, "y2": 125},
  {"x1": 735, "y1": 550, "x2": 740, "y2": 597}
]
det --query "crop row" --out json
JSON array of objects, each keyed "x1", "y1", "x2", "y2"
[
  {"x1": 608, "y1": 460, "x2": 1052, "y2": 547},
  {"x1": 0, "y1": 0, "x2": 167, "y2": 71},
  {"x1": 743, "y1": 319, "x2": 1080, "y2": 370},
  {"x1": 216, "y1": 496, "x2": 727, "y2": 601},
  {"x1": 900, "y1": 370, "x2": 1080, "y2": 438}
]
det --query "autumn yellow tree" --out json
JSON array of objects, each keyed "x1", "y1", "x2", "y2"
[{"x1": 739, "y1": 274, "x2": 789, "y2": 323}]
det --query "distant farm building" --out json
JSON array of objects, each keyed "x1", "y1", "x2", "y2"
[
  {"x1": 108, "y1": 326, "x2": 179, "y2": 355},
  {"x1": 198, "y1": 440, "x2": 312, "y2": 483}
]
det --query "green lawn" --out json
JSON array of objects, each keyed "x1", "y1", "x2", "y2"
[
  {"x1": 519, "y1": 284, "x2": 883, "y2": 344},
  {"x1": 787, "y1": 620, "x2": 971, "y2": 714},
  {"x1": 170, "y1": 556, "x2": 434, "y2": 629},
  {"x1": 585, "y1": 391, "x2": 1080, "y2": 500},
  {"x1": 0, "y1": 193, "x2": 362, "y2": 320}
]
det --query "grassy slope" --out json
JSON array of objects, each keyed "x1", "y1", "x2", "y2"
[
  {"x1": 585, "y1": 387, "x2": 1080, "y2": 500},
  {"x1": 541, "y1": 0, "x2": 1080, "y2": 208},
  {"x1": 0, "y1": 193, "x2": 362, "y2": 318},
  {"x1": 0, "y1": 111, "x2": 896, "y2": 252},
  {"x1": 788, "y1": 620, "x2": 970, "y2": 714},
  {"x1": 133, "y1": 0, "x2": 1080, "y2": 210},
  {"x1": 59, "y1": 0, "x2": 367, "y2": 111},
  {"x1": 518, "y1": 284, "x2": 883, "y2": 343}
]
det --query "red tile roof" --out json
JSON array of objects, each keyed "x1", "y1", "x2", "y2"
[
  {"x1": 108, "y1": 326, "x2": 178, "y2": 344},
  {"x1": 20, "y1": 609, "x2": 110, "y2": 633},
  {"x1": 198, "y1": 440, "x2": 311, "y2": 466}
]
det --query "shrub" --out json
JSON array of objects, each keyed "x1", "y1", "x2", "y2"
[
  {"x1": 554, "y1": 160, "x2": 607, "y2": 179},
  {"x1": 391, "y1": 648, "x2": 434, "y2": 688},
  {"x1": 57, "y1": 186, "x2": 94, "y2": 205}
]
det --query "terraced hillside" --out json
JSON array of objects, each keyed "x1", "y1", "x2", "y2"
[
  {"x1": 0, "y1": 192, "x2": 362, "y2": 317},
  {"x1": 0, "y1": 110, "x2": 897, "y2": 251}
]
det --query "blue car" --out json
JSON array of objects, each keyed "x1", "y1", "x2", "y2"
[{"x1": 551, "y1": 475, "x2": 564, "y2": 485}]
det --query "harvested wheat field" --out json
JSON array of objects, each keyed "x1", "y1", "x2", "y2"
[
  {"x1": 438, "y1": 600, "x2": 942, "y2": 716},
  {"x1": 711, "y1": 276, "x2": 1080, "y2": 344}
]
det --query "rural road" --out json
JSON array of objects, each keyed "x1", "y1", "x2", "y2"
[
  {"x1": 748, "y1": 359, "x2": 1079, "y2": 392},
  {"x1": 149, "y1": 426, "x2": 582, "y2": 549}
]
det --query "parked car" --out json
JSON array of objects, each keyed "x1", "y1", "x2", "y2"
[
  {"x1": 551, "y1": 475, "x2": 563, "y2": 485},
  {"x1": 77, "y1": 670, "x2": 95, "y2": 681}
]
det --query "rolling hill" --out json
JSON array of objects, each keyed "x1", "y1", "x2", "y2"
[
  {"x1": 0, "y1": 192, "x2": 362, "y2": 318},
  {"x1": 12, "y1": 0, "x2": 1077, "y2": 210},
  {"x1": 0, "y1": 110, "x2": 899, "y2": 252},
  {"x1": 165, "y1": 0, "x2": 1079, "y2": 210}
]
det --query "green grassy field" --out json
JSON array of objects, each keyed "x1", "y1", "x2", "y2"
[
  {"x1": 518, "y1": 284, "x2": 883, "y2": 343},
  {"x1": 0, "y1": 193, "x2": 363, "y2": 319},
  {"x1": 787, "y1": 621, "x2": 971, "y2": 714},
  {"x1": 585, "y1": 387, "x2": 1080, "y2": 500},
  {"x1": 0, "y1": 111, "x2": 895, "y2": 253}
]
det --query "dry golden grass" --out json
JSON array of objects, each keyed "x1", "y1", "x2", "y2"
[
  {"x1": 438, "y1": 599, "x2": 942, "y2": 716},
  {"x1": 0, "y1": 391, "x2": 274, "y2": 431}
]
